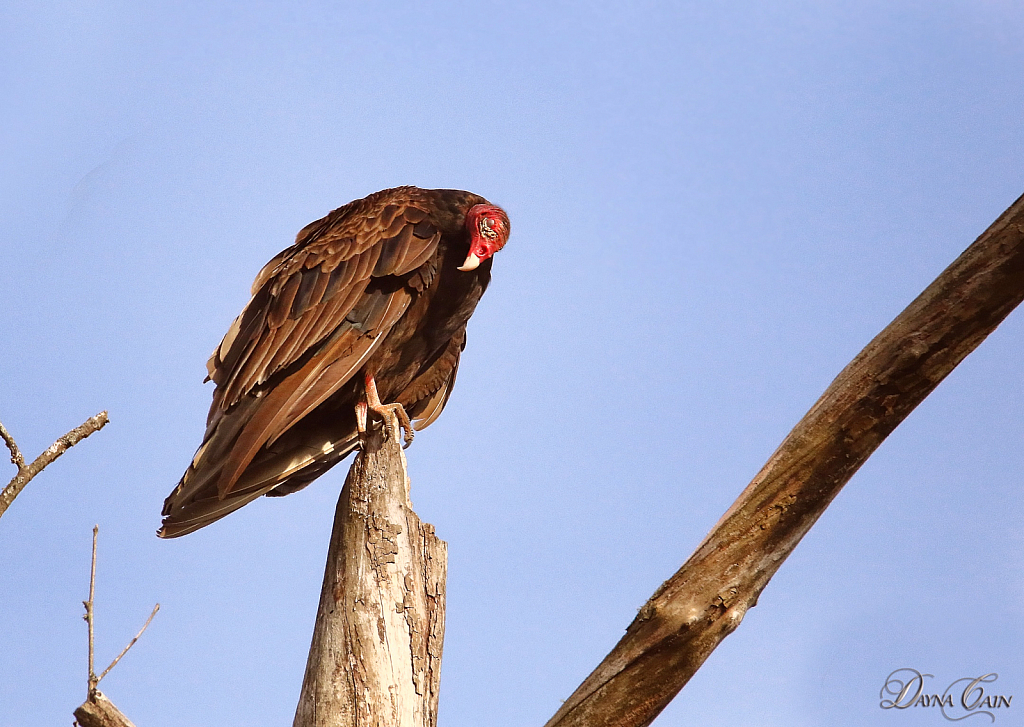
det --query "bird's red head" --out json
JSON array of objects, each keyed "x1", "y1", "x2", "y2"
[{"x1": 458, "y1": 204, "x2": 511, "y2": 271}]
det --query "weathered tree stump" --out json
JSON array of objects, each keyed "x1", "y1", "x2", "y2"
[
  {"x1": 73, "y1": 692, "x2": 136, "y2": 727},
  {"x1": 294, "y1": 427, "x2": 447, "y2": 727}
]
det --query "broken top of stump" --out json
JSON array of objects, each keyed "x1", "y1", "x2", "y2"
[{"x1": 294, "y1": 428, "x2": 448, "y2": 727}]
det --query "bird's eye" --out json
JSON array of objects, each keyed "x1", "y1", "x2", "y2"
[{"x1": 479, "y1": 217, "x2": 498, "y2": 240}]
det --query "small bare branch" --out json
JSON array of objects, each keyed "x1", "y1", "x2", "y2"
[
  {"x1": 86, "y1": 525, "x2": 99, "y2": 697},
  {"x1": 98, "y1": 603, "x2": 160, "y2": 683},
  {"x1": 0, "y1": 411, "x2": 109, "y2": 521},
  {"x1": 0, "y1": 419, "x2": 25, "y2": 468}
]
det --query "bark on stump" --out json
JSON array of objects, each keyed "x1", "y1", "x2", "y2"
[
  {"x1": 294, "y1": 427, "x2": 447, "y2": 727},
  {"x1": 73, "y1": 692, "x2": 136, "y2": 727}
]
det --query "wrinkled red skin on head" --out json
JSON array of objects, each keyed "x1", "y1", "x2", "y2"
[{"x1": 465, "y1": 204, "x2": 510, "y2": 263}]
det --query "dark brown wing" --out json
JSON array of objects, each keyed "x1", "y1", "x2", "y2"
[
  {"x1": 160, "y1": 189, "x2": 443, "y2": 535},
  {"x1": 406, "y1": 327, "x2": 466, "y2": 431},
  {"x1": 208, "y1": 191, "x2": 440, "y2": 410}
]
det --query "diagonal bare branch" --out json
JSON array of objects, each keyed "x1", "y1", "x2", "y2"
[
  {"x1": 98, "y1": 603, "x2": 160, "y2": 684},
  {"x1": 543, "y1": 192, "x2": 1024, "y2": 727},
  {"x1": 0, "y1": 411, "x2": 109, "y2": 521}
]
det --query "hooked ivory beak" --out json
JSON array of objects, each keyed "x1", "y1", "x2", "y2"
[{"x1": 458, "y1": 253, "x2": 481, "y2": 271}]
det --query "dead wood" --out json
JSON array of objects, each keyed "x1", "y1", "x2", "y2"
[
  {"x1": 74, "y1": 526, "x2": 158, "y2": 727},
  {"x1": 293, "y1": 427, "x2": 447, "y2": 727},
  {"x1": 0, "y1": 411, "x2": 109, "y2": 521},
  {"x1": 543, "y1": 192, "x2": 1024, "y2": 727},
  {"x1": 74, "y1": 692, "x2": 137, "y2": 727}
]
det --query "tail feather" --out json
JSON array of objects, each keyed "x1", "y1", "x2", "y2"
[{"x1": 158, "y1": 402, "x2": 360, "y2": 538}]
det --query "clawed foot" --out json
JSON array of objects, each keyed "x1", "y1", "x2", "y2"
[{"x1": 355, "y1": 373, "x2": 415, "y2": 449}]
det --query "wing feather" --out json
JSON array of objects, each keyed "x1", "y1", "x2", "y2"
[
  {"x1": 290, "y1": 265, "x2": 327, "y2": 318},
  {"x1": 373, "y1": 224, "x2": 415, "y2": 276},
  {"x1": 215, "y1": 291, "x2": 411, "y2": 496},
  {"x1": 412, "y1": 358, "x2": 459, "y2": 431},
  {"x1": 265, "y1": 303, "x2": 324, "y2": 374},
  {"x1": 406, "y1": 327, "x2": 466, "y2": 430},
  {"x1": 206, "y1": 201, "x2": 434, "y2": 411},
  {"x1": 397, "y1": 230, "x2": 441, "y2": 275},
  {"x1": 268, "y1": 272, "x2": 302, "y2": 328}
]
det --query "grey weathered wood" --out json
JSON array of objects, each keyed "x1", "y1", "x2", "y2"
[
  {"x1": 73, "y1": 692, "x2": 137, "y2": 727},
  {"x1": 543, "y1": 192, "x2": 1024, "y2": 727},
  {"x1": 294, "y1": 427, "x2": 447, "y2": 727},
  {"x1": 0, "y1": 411, "x2": 108, "y2": 521}
]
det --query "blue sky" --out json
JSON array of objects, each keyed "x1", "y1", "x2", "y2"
[{"x1": 1, "y1": 2, "x2": 1022, "y2": 725}]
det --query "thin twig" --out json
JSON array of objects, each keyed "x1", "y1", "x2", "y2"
[
  {"x1": 0, "y1": 419, "x2": 25, "y2": 468},
  {"x1": 97, "y1": 603, "x2": 160, "y2": 683},
  {"x1": 0, "y1": 411, "x2": 109, "y2": 520},
  {"x1": 85, "y1": 525, "x2": 99, "y2": 698}
]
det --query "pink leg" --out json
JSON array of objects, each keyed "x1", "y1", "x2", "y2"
[{"x1": 356, "y1": 372, "x2": 415, "y2": 448}]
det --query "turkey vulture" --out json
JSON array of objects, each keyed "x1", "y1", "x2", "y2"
[{"x1": 158, "y1": 187, "x2": 510, "y2": 538}]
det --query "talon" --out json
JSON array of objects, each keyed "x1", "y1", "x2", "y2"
[{"x1": 361, "y1": 373, "x2": 415, "y2": 448}]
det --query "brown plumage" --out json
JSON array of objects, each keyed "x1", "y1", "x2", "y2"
[{"x1": 159, "y1": 187, "x2": 510, "y2": 538}]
